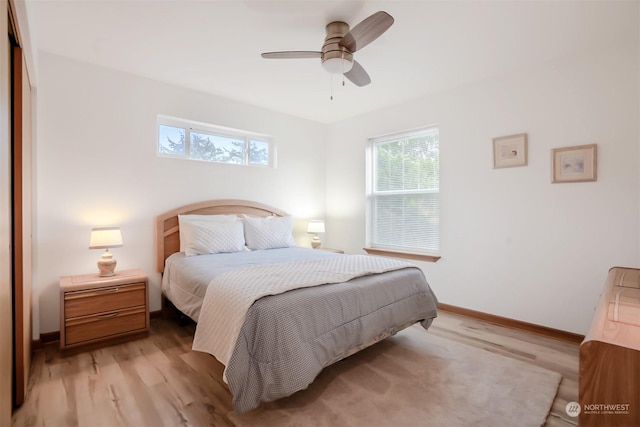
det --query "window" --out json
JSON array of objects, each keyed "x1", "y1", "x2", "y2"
[
  {"x1": 366, "y1": 126, "x2": 440, "y2": 258},
  {"x1": 157, "y1": 116, "x2": 273, "y2": 167}
]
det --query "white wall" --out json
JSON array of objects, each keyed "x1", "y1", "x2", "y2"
[
  {"x1": 36, "y1": 52, "x2": 327, "y2": 334},
  {"x1": 326, "y1": 43, "x2": 640, "y2": 335}
]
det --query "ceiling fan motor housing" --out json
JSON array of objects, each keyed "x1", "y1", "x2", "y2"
[{"x1": 322, "y1": 21, "x2": 354, "y2": 73}]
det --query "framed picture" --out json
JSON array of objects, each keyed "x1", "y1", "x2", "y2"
[
  {"x1": 551, "y1": 144, "x2": 597, "y2": 183},
  {"x1": 493, "y1": 133, "x2": 528, "y2": 168}
]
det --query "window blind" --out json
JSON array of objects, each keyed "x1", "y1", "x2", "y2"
[{"x1": 369, "y1": 126, "x2": 440, "y2": 253}]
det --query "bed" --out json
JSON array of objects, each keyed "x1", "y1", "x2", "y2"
[{"x1": 156, "y1": 199, "x2": 439, "y2": 413}]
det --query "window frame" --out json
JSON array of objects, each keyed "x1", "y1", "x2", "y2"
[
  {"x1": 157, "y1": 115, "x2": 275, "y2": 167},
  {"x1": 365, "y1": 125, "x2": 441, "y2": 262}
]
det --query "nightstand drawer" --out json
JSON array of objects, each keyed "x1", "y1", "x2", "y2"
[
  {"x1": 65, "y1": 306, "x2": 147, "y2": 346},
  {"x1": 64, "y1": 282, "x2": 146, "y2": 318}
]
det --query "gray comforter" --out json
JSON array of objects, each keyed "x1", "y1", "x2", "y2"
[{"x1": 225, "y1": 265, "x2": 438, "y2": 413}]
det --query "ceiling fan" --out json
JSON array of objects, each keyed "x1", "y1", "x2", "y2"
[{"x1": 261, "y1": 11, "x2": 394, "y2": 87}]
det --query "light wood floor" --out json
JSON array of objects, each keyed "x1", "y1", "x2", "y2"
[{"x1": 12, "y1": 311, "x2": 579, "y2": 427}]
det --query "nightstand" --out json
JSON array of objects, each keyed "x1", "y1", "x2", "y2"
[
  {"x1": 60, "y1": 268, "x2": 149, "y2": 352},
  {"x1": 318, "y1": 247, "x2": 344, "y2": 254}
]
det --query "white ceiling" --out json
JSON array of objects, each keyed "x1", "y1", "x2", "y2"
[{"x1": 25, "y1": 0, "x2": 637, "y2": 124}]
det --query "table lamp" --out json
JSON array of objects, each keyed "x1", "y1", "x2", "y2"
[
  {"x1": 307, "y1": 220, "x2": 325, "y2": 249},
  {"x1": 89, "y1": 227, "x2": 123, "y2": 277}
]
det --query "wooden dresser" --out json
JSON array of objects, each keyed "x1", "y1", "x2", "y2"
[
  {"x1": 579, "y1": 266, "x2": 640, "y2": 426},
  {"x1": 60, "y1": 269, "x2": 149, "y2": 352}
]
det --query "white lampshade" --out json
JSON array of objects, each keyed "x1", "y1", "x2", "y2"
[
  {"x1": 89, "y1": 227, "x2": 123, "y2": 249},
  {"x1": 307, "y1": 220, "x2": 325, "y2": 234}
]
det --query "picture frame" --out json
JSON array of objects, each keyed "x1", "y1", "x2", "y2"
[
  {"x1": 551, "y1": 144, "x2": 597, "y2": 183},
  {"x1": 493, "y1": 133, "x2": 528, "y2": 169}
]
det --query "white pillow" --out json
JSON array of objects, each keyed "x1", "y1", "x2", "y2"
[
  {"x1": 243, "y1": 215, "x2": 296, "y2": 250},
  {"x1": 178, "y1": 214, "x2": 238, "y2": 252},
  {"x1": 181, "y1": 220, "x2": 246, "y2": 257}
]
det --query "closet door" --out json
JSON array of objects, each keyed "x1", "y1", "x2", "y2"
[
  {"x1": 0, "y1": 6, "x2": 14, "y2": 426},
  {"x1": 7, "y1": 2, "x2": 33, "y2": 409},
  {"x1": 11, "y1": 42, "x2": 30, "y2": 407}
]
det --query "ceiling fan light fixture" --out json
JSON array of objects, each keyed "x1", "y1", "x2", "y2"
[{"x1": 322, "y1": 56, "x2": 353, "y2": 74}]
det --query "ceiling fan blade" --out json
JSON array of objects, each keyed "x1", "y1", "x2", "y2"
[
  {"x1": 261, "y1": 51, "x2": 322, "y2": 59},
  {"x1": 344, "y1": 60, "x2": 371, "y2": 87},
  {"x1": 340, "y1": 11, "x2": 394, "y2": 52}
]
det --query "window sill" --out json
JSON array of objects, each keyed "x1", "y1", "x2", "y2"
[{"x1": 363, "y1": 248, "x2": 441, "y2": 263}]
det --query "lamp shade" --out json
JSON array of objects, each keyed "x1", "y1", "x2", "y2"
[
  {"x1": 307, "y1": 220, "x2": 325, "y2": 234},
  {"x1": 89, "y1": 227, "x2": 123, "y2": 249}
]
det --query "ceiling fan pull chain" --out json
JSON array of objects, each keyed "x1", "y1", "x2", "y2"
[
  {"x1": 342, "y1": 59, "x2": 346, "y2": 86},
  {"x1": 330, "y1": 73, "x2": 334, "y2": 100}
]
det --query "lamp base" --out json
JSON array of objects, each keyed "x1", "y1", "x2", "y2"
[
  {"x1": 97, "y1": 251, "x2": 117, "y2": 277},
  {"x1": 311, "y1": 236, "x2": 322, "y2": 249}
]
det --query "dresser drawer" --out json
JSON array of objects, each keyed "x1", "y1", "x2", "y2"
[
  {"x1": 64, "y1": 282, "x2": 146, "y2": 318},
  {"x1": 613, "y1": 267, "x2": 640, "y2": 289},
  {"x1": 607, "y1": 287, "x2": 640, "y2": 326},
  {"x1": 65, "y1": 306, "x2": 147, "y2": 346}
]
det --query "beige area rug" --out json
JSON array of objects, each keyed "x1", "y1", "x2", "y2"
[{"x1": 229, "y1": 324, "x2": 562, "y2": 427}]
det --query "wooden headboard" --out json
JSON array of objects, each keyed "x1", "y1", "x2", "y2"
[{"x1": 155, "y1": 199, "x2": 288, "y2": 273}]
